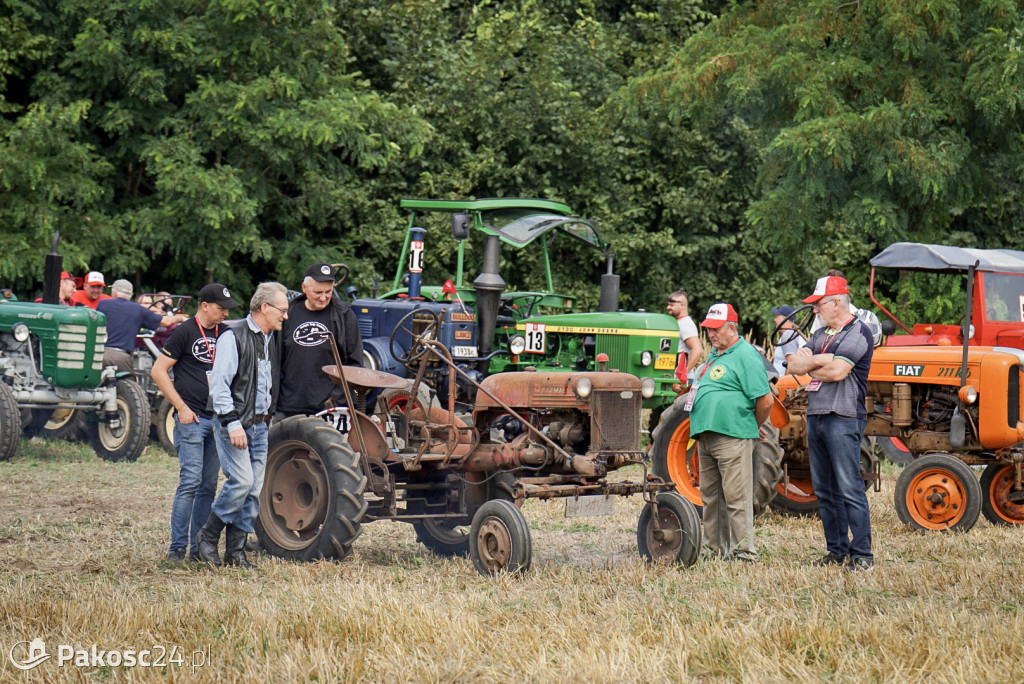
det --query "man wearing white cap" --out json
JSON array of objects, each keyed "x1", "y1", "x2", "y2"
[
  {"x1": 687, "y1": 303, "x2": 773, "y2": 562},
  {"x1": 69, "y1": 271, "x2": 113, "y2": 309},
  {"x1": 788, "y1": 275, "x2": 875, "y2": 572}
]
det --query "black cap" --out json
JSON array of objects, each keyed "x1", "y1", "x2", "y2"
[
  {"x1": 304, "y1": 262, "x2": 336, "y2": 283},
  {"x1": 199, "y1": 283, "x2": 240, "y2": 308},
  {"x1": 770, "y1": 305, "x2": 796, "y2": 318}
]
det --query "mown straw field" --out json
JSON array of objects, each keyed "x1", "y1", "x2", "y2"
[{"x1": 1, "y1": 438, "x2": 1022, "y2": 683}]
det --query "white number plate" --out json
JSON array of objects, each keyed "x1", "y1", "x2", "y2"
[
  {"x1": 524, "y1": 322, "x2": 546, "y2": 353},
  {"x1": 451, "y1": 345, "x2": 478, "y2": 357},
  {"x1": 565, "y1": 495, "x2": 616, "y2": 518}
]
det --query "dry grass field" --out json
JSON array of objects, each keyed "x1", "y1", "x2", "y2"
[{"x1": 1, "y1": 437, "x2": 1022, "y2": 683}]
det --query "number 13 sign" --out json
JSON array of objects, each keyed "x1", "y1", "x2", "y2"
[{"x1": 524, "y1": 323, "x2": 546, "y2": 354}]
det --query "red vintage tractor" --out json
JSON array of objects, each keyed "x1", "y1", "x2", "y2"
[{"x1": 254, "y1": 333, "x2": 704, "y2": 575}]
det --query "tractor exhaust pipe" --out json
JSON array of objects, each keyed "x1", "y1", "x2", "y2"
[
  {"x1": 41, "y1": 232, "x2": 63, "y2": 305},
  {"x1": 599, "y1": 253, "x2": 620, "y2": 312},
  {"x1": 473, "y1": 234, "x2": 505, "y2": 370},
  {"x1": 406, "y1": 227, "x2": 426, "y2": 299}
]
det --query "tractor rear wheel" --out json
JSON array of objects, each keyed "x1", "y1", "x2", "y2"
[
  {"x1": 155, "y1": 398, "x2": 176, "y2": 455},
  {"x1": 0, "y1": 382, "x2": 20, "y2": 462},
  {"x1": 979, "y1": 464, "x2": 1024, "y2": 526},
  {"x1": 88, "y1": 379, "x2": 150, "y2": 462},
  {"x1": 878, "y1": 436, "x2": 914, "y2": 466},
  {"x1": 637, "y1": 491, "x2": 703, "y2": 567},
  {"x1": 469, "y1": 499, "x2": 531, "y2": 576},
  {"x1": 651, "y1": 400, "x2": 782, "y2": 517},
  {"x1": 895, "y1": 453, "x2": 981, "y2": 532},
  {"x1": 255, "y1": 416, "x2": 368, "y2": 561},
  {"x1": 772, "y1": 436, "x2": 874, "y2": 518}
]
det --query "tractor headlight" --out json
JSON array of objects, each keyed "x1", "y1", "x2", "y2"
[
  {"x1": 640, "y1": 377, "x2": 656, "y2": 399},
  {"x1": 509, "y1": 335, "x2": 526, "y2": 355},
  {"x1": 573, "y1": 377, "x2": 593, "y2": 399},
  {"x1": 958, "y1": 385, "x2": 978, "y2": 404},
  {"x1": 640, "y1": 350, "x2": 653, "y2": 367},
  {"x1": 12, "y1": 323, "x2": 29, "y2": 342},
  {"x1": 968, "y1": 324, "x2": 975, "y2": 340}
]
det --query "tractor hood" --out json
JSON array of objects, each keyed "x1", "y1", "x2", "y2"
[{"x1": 514, "y1": 311, "x2": 679, "y2": 335}]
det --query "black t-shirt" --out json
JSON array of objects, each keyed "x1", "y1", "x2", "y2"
[
  {"x1": 278, "y1": 303, "x2": 339, "y2": 414},
  {"x1": 160, "y1": 317, "x2": 227, "y2": 418}
]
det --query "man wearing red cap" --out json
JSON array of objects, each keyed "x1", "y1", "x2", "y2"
[
  {"x1": 69, "y1": 271, "x2": 112, "y2": 309},
  {"x1": 687, "y1": 303, "x2": 773, "y2": 562},
  {"x1": 788, "y1": 276, "x2": 875, "y2": 571}
]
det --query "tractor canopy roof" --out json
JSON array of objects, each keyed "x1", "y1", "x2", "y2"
[
  {"x1": 399, "y1": 197, "x2": 604, "y2": 252},
  {"x1": 871, "y1": 243, "x2": 1024, "y2": 274}
]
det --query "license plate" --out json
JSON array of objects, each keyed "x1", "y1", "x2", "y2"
[
  {"x1": 451, "y1": 345, "x2": 478, "y2": 357},
  {"x1": 565, "y1": 496, "x2": 616, "y2": 518},
  {"x1": 654, "y1": 353, "x2": 677, "y2": 370}
]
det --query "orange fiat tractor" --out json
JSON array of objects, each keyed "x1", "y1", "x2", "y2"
[{"x1": 652, "y1": 243, "x2": 1024, "y2": 531}]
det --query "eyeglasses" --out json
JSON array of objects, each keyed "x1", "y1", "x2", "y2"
[
  {"x1": 812, "y1": 298, "x2": 839, "y2": 311},
  {"x1": 266, "y1": 303, "x2": 288, "y2": 315}
]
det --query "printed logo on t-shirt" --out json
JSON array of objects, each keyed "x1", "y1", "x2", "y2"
[
  {"x1": 190, "y1": 337, "x2": 217, "y2": 365},
  {"x1": 709, "y1": 365, "x2": 726, "y2": 380},
  {"x1": 293, "y1": 321, "x2": 329, "y2": 347}
]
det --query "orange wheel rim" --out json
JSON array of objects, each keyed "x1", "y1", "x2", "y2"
[
  {"x1": 987, "y1": 466, "x2": 1024, "y2": 524},
  {"x1": 905, "y1": 467, "x2": 969, "y2": 530},
  {"x1": 665, "y1": 418, "x2": 702, "y2": 508},
  {"x1": 775, "y1": 476, "x2": 817, "y2": 504}
]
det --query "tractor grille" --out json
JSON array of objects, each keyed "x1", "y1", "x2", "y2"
[
  {"x1": 596, "y1": 334, "x2": 628, "y2": 370},
  {"x1": 590, "y1": 389, "x2": 641, "y2": 452},
  {"x1": 1009, "y1": 365, "x2": 1020, "y2": 429},
  {"x1": 358, "y1": 318, "x2": 375, "y2": 338},
  {"x1": 57, "y1": 323, "x2": 106, "y2": 371}
]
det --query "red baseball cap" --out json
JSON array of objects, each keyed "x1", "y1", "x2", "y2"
[
  {"x1": 60, "y1": 271, "x2": 75, "y2": 281},
  {"x1": 803, "y1": 275, "x2": 849, "y2": 303},
  {"x1": 700, "y1": 303, "x2": 738, "y2": 328}
]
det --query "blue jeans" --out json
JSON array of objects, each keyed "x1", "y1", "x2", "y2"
[
  {"x1": 807, "y1": 414, "x2": 872, "y2": 560},
  {"x1": 169, "y1": 415, "x2": 220, "y2": 554},
  {"x1": 211, "y1": 421, "x2": 269, "y2": 533}
]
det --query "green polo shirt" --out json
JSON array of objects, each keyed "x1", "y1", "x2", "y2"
[{"x1": 689, "y1": 338, "x2": 771, "y2": 440}]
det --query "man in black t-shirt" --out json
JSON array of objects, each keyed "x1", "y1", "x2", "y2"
[
  {"x1": 151, "y1": 283, "x2": 240, "y2": 562},
  {"x1": 275, "y1": 262, "x2": 363, "y2": 419}
]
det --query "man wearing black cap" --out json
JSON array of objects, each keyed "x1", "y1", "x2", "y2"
[
  {"x1": 151, "y1": 283, "x2": 239, "y2": 562},
  {"x1": 275, "y1": 262, "x2": 364, "y2": 419},
  {"x1": 770, "y1": 304, "x2": 806, "y2": 376}
]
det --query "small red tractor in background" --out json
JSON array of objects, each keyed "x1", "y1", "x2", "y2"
[{"x1": 254, "y1": 333, "x2": 703, "y2": 575}]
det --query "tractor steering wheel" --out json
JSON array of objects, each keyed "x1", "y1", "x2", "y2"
[
  {"x1": 499, "y1": 293, "x2": 546, "y2": 320},
  {"x1": 331, "y1": 263, "x2": 349, "y2": 287},
  {"x1": 771, "y1": 303, "x2": 815, "y2": 348},
  {"x1": 388, "y1": 309, "x2": 442, "y2": 372}
]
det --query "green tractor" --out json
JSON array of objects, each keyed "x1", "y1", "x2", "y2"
[
  {"x1": 353, "y1": 198, "x2": 680, "y2": 414},
  {"x1": 0, "y1": 241, "x2": 150, "y2": 462}
]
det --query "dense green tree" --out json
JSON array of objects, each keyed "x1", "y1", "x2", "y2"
[{"x1": 639, "y1": 0, "x2": 1024, "y2": 319}]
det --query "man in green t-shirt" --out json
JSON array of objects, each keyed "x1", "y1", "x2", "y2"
[{"x1": 688, "y1": 303, "x2": 773, "y2": 562}]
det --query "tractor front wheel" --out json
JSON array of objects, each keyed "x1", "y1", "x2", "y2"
[
  {"x1": 0, "y1": 382, "x2": 20, "y2": 462},
  {"x1": 637, "y1": 491, "x2": 703, "y2": 567},
  {"x1": 155, "y1": 398, "x2": 176, "y2": 455},
  {"x1": 88, "y1": 379, "x2": 150, "y2": 462},
  {"x1": 255, "y1": 416, "x2": 368, "y2": 561},
  {"x1": 895, "y1": 453, "x2": 981, "y2": 532},
  {"x1": 980, "y1": 464, "x2": 1024, "y2": 526},
  {"x1": 469, "y1": 499, "x2": 531, "y2": 576},
  {"x1": 413, "y1": 518, "x2": 471, "y2": 556}
]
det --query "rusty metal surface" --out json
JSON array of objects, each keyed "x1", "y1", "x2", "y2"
[
  {"x1": 322, "y1": 364, "x2": 408, "y2": 390},
  {"x1": 515, "y1": 478, "x2": 673, "y2": 500},
  {"x1": 590, "y1": 389, "x2": 641, "y2": 452},
  {"x1": 473, "y1": 371, "x2": 641, "y2": 410},
  {"x1": 268, "y1": 450, "x2": 329, "y2": 533}
]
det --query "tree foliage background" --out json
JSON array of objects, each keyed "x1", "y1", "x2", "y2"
[{"x1": 2, "y1": 0, "x2": 1023, "y2": 335}]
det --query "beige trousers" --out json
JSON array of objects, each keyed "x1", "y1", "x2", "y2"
[{"x1": 698, "y1": 431, "x2": 757, "y2": 560}]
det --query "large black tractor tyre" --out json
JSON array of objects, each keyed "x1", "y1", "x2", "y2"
[
  {"x1": 255, "y1": 416, "x2": 368, "y2": 561},
  {"x1": 979, "y1": 464, "x2": 1024, "y2": 526},
  {"x1": 651, "y1": 399, "x2": 782, "y2": 517},
  {"x1": 0, "y1": 382, "x2": 20, "y2": 462},
  {"x1": 88, "y1": 379, "x2": 151, "y2": 462},
  {"x1": 413, "y1": 518, "x2": 471, "y2": 557},
  {"x1": 24, "y1": 407, "x2": 87, "y2": 442},
  {"x1": 637, "y1": 491, "x2": 703, "y2": 567},
  {"x1": 155, "y1": 398, "x2": 176, "y2": 455}
]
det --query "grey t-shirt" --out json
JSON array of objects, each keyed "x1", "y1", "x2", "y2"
[{"x1": 805, "y1": 318, "x2": 874, "y2": 419}]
